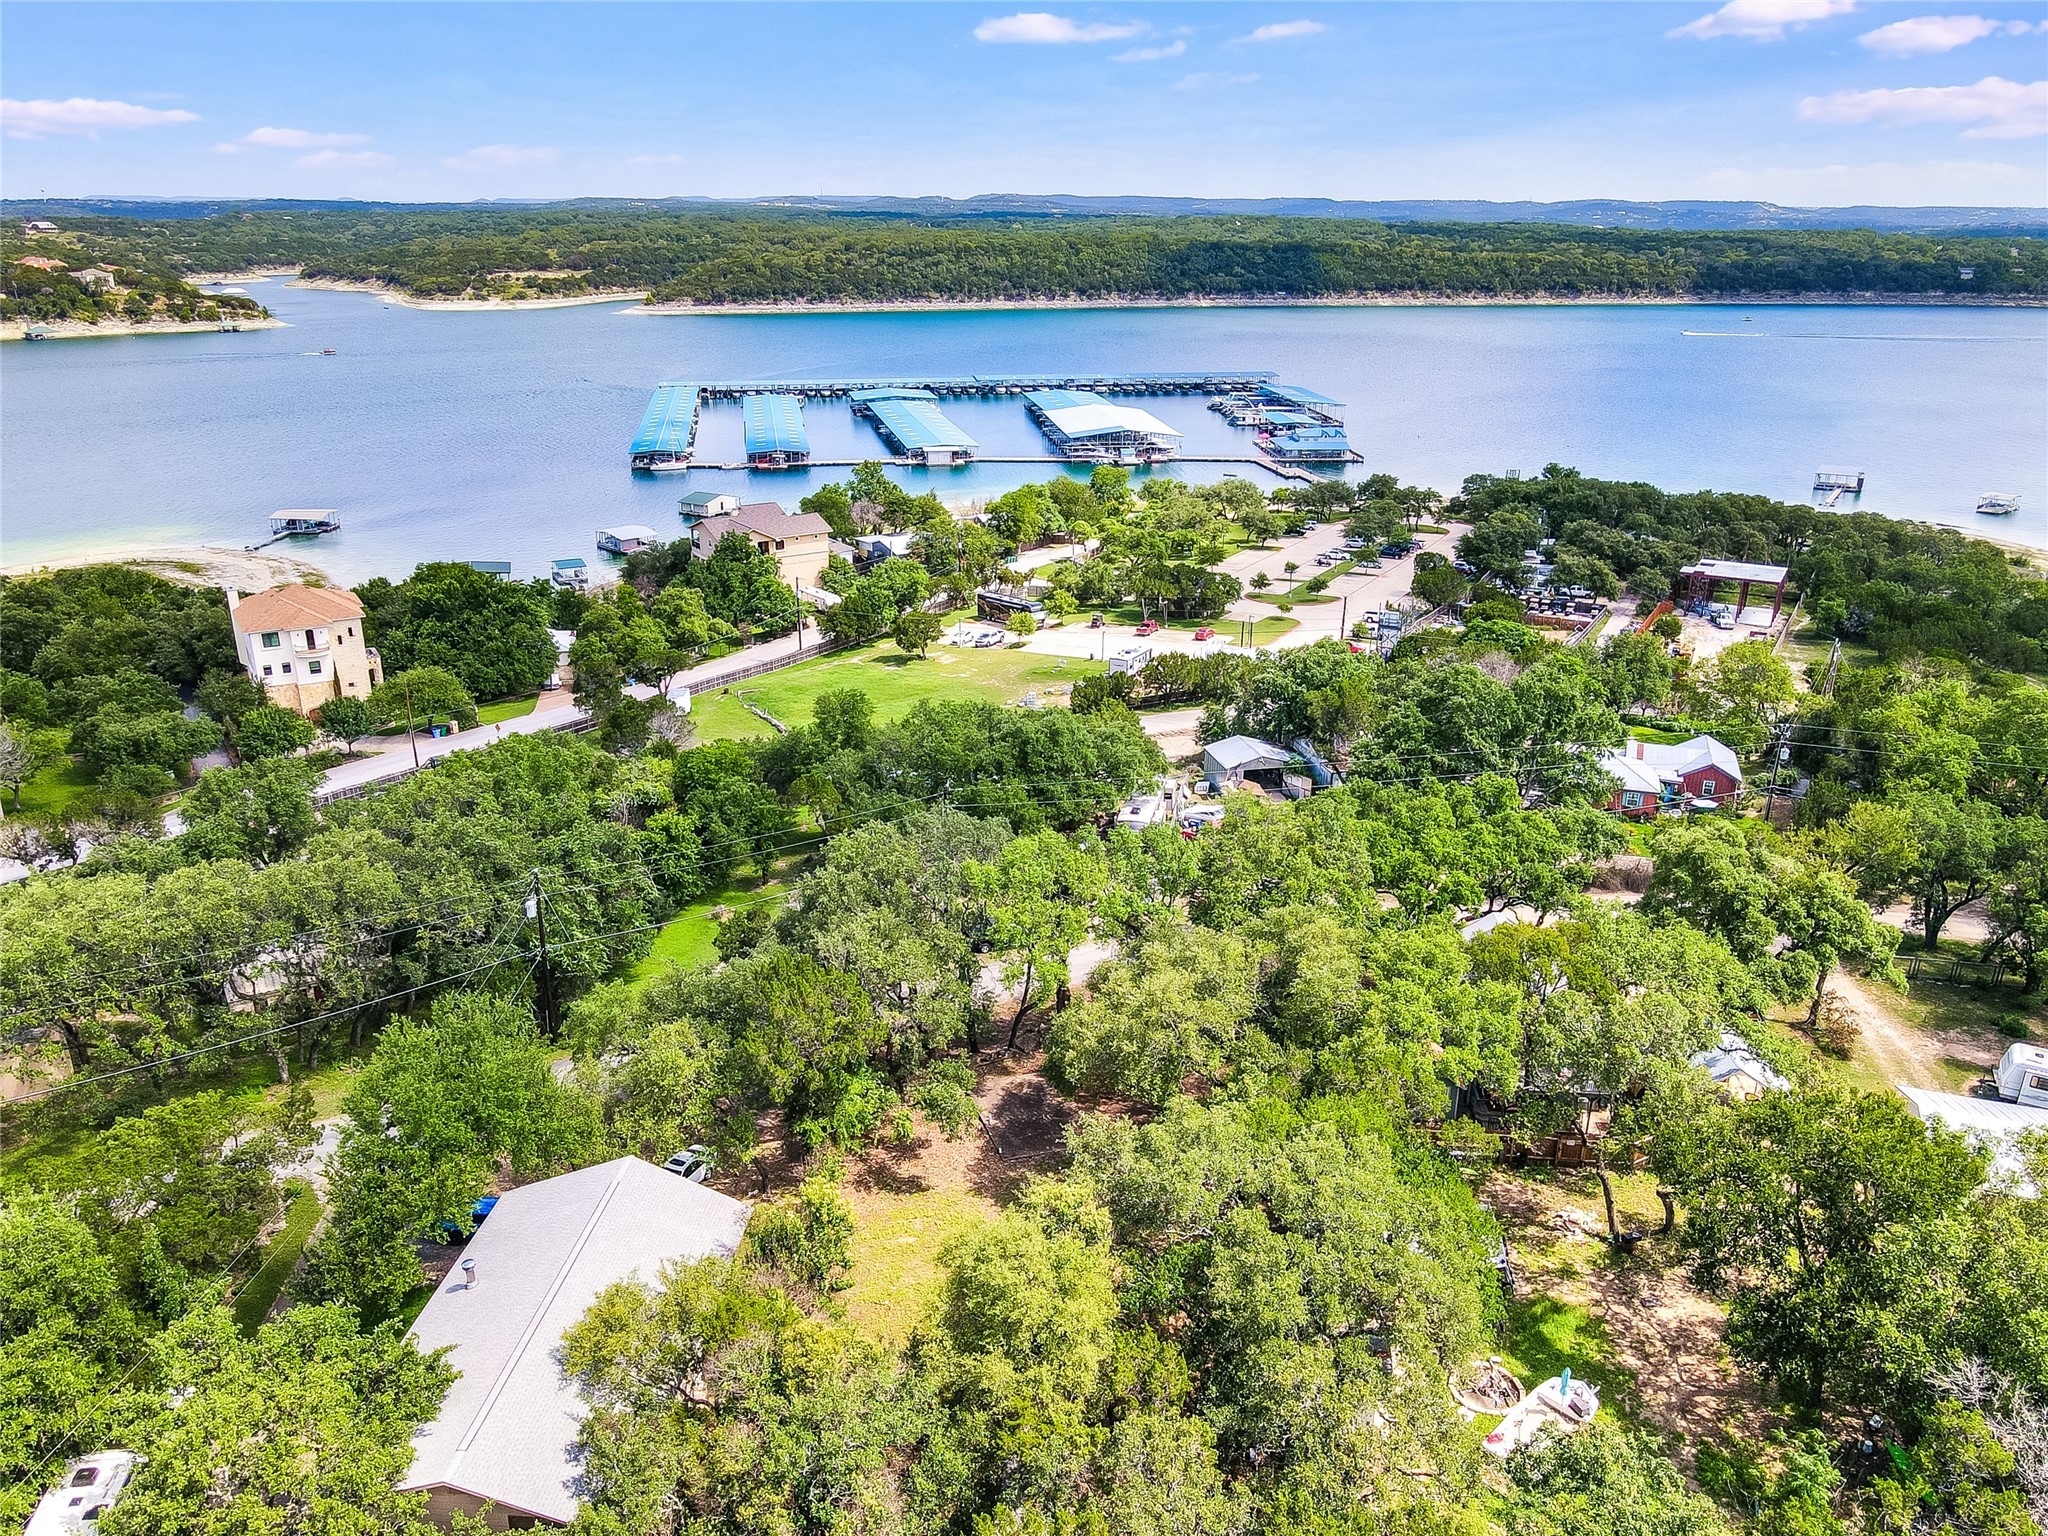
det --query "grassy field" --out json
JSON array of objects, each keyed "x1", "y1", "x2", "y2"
[
  {"x1": 691, "y1": 641, "x2": 1105, "y2": 744},
  {"x1": 840, "y1": 1184, "x2": 994, "y2": 1345},
  {"x1": 233, "y1": 1180, "x2": 322, "y2": 1334},
  {"x1": 12, "y1": 753, "x2": 94, "y2": 823},
  {"x1": 1099, "y1": 609, "x2": 1300, "y2": 645},
  {"x1": 476, "y1": 693, "x2": 540, "y2": 726}
]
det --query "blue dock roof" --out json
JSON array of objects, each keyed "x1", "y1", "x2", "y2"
[
  {"x1": 1260, "y1": 383, "x2": 1344, "y2": 409},
  {"x1": 742, "y1": 393, "x2": 809, "y2": 456},
  {"x1": 1270, "y1": 427, "x2": 1353, "y2": 458},
  {"x1": 631, "y1": 383, "x2": 700, "y2": 458},
  {"x1": 864, "y1": 396, "x2": 978, "y2": 454}
]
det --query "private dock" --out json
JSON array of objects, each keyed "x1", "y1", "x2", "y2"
[
  {"x1": 247, "y1": 509, "x2": 340, "y2": 551},
  {"x1": 1814, "y1": 466, "x2": 1865, "y2": 508}
]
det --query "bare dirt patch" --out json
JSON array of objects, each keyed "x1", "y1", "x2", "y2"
[
  {"x1": 1487, "y1": 1171, "x2": 1779, "y2": 1465},
  {"x1": 1826, "y1": 972, "x2": 2009, "y2": 1093}
]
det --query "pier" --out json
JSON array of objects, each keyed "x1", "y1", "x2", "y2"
[
  {"x1": 246, "y1": 509, "x2": 341, "y2": 551},
  {"x1": 1814, "y1": 465, "x2": 1865, "y2": 508}
]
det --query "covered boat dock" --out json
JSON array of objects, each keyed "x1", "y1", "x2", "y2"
[
  {"x1": 742, "y1": 393, "x2": 810, "y2": 469},
  {"x1": 630, "y1": 383, "x2": 700, "y2": 469},
  {"x1": 852, "y1": 388, "x2": 979, "y2": 465}
]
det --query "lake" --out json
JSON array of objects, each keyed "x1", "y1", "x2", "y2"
[{"x1": 3, "y1": 282, "x2": 2043, "y2": 584}]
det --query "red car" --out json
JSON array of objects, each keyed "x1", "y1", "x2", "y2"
[
  {"x1": 1193, "y1": 626, "x2": 1215, "y2": 641},
  {"x1": 1135, "y1": 619, "x2": 1161, "y2": 636}
]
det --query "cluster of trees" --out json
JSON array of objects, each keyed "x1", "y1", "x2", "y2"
[
  {"x1": 22, "y1": 206, "x2": 2043, "y2": 303},
  {"x1": 1452, "y1": 465, "x2": 2048, "y2": 673},
  {"x1": 0, "y1": 254, "x2": 266, "y2": 326},
  {"x1": 353, "y1": 561, "x2": 561, "y2": 701}
]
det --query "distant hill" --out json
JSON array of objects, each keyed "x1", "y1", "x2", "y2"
[{"x1": 7, "y1": 194, "x2": 2045, "y2": 236}]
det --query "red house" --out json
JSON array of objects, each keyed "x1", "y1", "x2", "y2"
[{"x1": 1599, "y1": 735, "x2": 1741, "y2": 817}]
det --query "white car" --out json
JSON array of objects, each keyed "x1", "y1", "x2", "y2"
[{"x1": 662, "y1": 1145, "x2": 715, "y2": 1183}]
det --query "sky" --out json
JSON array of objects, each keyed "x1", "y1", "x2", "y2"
[{"x1": 1, "y1": 1, "x2": 2044, "y2": 207}]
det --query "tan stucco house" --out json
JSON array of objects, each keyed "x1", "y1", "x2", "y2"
[
  {"x1": 688, "y1": 501, "x2": 832, "y2": 593},
  {"x1": 226, "y1": 584, "x2": 381, "y2": 716}
]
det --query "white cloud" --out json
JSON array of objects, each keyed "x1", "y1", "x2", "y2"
[
  {"x1": 242, "y1": 125, "x2": 371, "y2": 149},
  {"x1": 1799, "y1": 75, "x2": 2048, "y2": 137},
  {"x1": 1174, "y1": 72, "x2": 1260, "y2": 90},
  {"x1": 1, "y1": 96, "x2": 199, "y2": 139},
  {"x1": 1115, "y1": 39, "x2": 1186, "y2": 60},
  {"x1": 1857, "y1": 15, "x2": 2031, "y2": 54},
  {"x1": 296, "y1": 149, "x2": 391, "y2": 170},
  {"x1": 1238, "y1": 19, "x2": 1325, "y2": 43},
  {"x1": 443, "y1": 143, "x2": 561, "y2": 169},
  {"x1": 973, "y1": 12, "x2": 1146, "y2": 43},
  {"x1": 1671, "y1": 0, "x2": 1856, "y2": 42}
]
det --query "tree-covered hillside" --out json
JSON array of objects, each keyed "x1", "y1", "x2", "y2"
[{"x1": 4, "y1": 206, "x2": 2042, "y2": 303}]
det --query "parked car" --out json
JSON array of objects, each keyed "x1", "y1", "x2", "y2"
[
  {"x1": 1378, "y1": 543, "x2": 1403, "y2": 557},
  {"x1": 1193, "y1": 626, "x2": 1215, "y2": 641},
  {"x1": 1453, "y1": 559, "x2": 1476, "y2": 575},
  {"x1": 1135, "y1": 619, "x2": 1161, "y2": 636},
  {"x1": 1088, "y1": 613, "x2": 1105, "y2": 628},
  {"x1": 973, "y1": 629, "x2": 1006, "y2": 647},
  {"x1": 1302, "y1": 519, "x2": 1320, "y2": 530},
  {"x1": 662, "y1": 1145, "x2": 715, "y2": 1183}
]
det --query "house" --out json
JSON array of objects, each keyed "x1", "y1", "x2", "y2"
[
  {"x1": 226, "y1": 584, "x2": 381, "y2": 717},
  {"x1": 1688, "y1": 1032, "x2": 1790, "y2": 1099},
  {"x1": 850, "y1": 530, "x2": 920, "y2": 566},
  {"x1": 1598, "y1": 735, "x2": 1740, "y2": 818},
  {"x1": 676, "y1": 490, "x2": 740, "y2": 527},
  {"x1": 1994, "y1": 1042, "x2": 2048, "y2": 1109},
  {"x1": 21, "y1": 219, "x2": 59, "y2": 235},
  {"x1": 13, "y1": 256, "x2": 67, "y2": 273},
  {"x1": 688, "y1": 502, "x2": 832, "y2": 591},
  {"x1": 1896, "y1": 1086, "x2": 2048, "y2": 1195},
  {"x1": 398, "y1": 1157, "x2": 751, "y2": 1530},
  {"x1": 1203, "y1": 735, "x2": 1299, "y2": 795},
  {"x1": 71, "y1": 266, "x2": 118, "y2": 292},
  {"x1": 596, "y1": 524, "x2": 661, "y2": 556}
]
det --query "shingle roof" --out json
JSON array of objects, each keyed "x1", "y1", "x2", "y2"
[
  {"x1": 230, "y1": 584, "x2": 364, "y2": 634},
  {"x1": 695, "y1": 504, "x2": 833, "y2": 546},
  {"x1": 398, "y1": 1157, "x2": 750, "y2": 1525},
  {"x1": 1688, "y1": 1032, "x2": 1790, "y2": 1093}
]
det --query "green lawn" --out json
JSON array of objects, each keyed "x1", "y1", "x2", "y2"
[
  {"x1": 628, "y1": 859, "x2": 805, "y2": 983},
  {"x1": 233, "y1": 1180, "x2": 321, "y2": 1334},
  {"x1": 1499, "y1": 1293, "x2": 1640, "y2": 1423},
  {"x1": 12, "y1": 753, "x2": 94, "y2": 823},
  {"x1": 692, "y1": 641, "x2": 1105, "y2": 745},
  {"x1": 1098, "y1": 609, "x2": 1299, "y2": 645},
  {"x1": 842, "y1": 1185, "x2": 995, "y2": 1345},
  {"x1": 476, "y1": 693, "x2": 540, "y2": 727}
]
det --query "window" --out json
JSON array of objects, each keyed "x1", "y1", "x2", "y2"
[
  {"x1": 308, "y1": 660, "x2": 323, "y2": 676},
  {"x1": 261, "y1": 631, "x2": 281, "y2": 649},
  {"x1": 304, "y1": 629, "x2": 317, "y2": 648},
  {"x1": 262, "y1": 665, "x2": 273, "y2": 677},
  {"x1": 2031, "y1": 1074, "x2": 2048, "y2": 1092},
  {"x1": 281, "y1": 663, "x2": 292, "y2": 674},
  {"x1": 775, "y1": 539, "x2": 786, "y2": 550},
  {"x1": 1622, "y1": 791, "x2": 1641, "y2": 808},
  {"x1": 1700, "y1": 778, "x2": 1716, "y2": 794}
]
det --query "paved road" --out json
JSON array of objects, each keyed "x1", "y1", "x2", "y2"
[{"x1": 316, "y1": 619, "x2": 831, "y2": 799}]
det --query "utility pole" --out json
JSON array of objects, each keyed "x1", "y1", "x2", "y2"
[
  {"x1": 1339, "y1": 593, "x2": 1349, "y2": 642},
  {"x1": 404, "y1": 672, "x2": 419, "y2": 769},
  {"x1": 527, "y1": 870, "x2": 559, "y2": 1040},
  {"x1": 1764, "y1": 725, "x2": 1792, "y2": 825}
]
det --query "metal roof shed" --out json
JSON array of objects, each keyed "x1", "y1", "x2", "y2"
[
  {"x1": 630, "y1": 383, "x2": 700, "y2": 467},
  {"x1": 1203, "y1": 734, "x2": 1294, "y2": 791},
  {"x1": 742, "y1": 393, "x2": 810, "y2": 467}
]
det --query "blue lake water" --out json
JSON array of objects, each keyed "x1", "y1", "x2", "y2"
[{"x1": 3, "y1": 281, "x2": 2043, "y2": 584}]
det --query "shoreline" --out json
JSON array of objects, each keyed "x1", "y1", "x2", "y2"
[
  {"x1": 2, "y1": 315, "x2": 287, "y2": 343},
  {"x1": 0, "y1": 542, "x2": 332, "y2": 589},
  {"x1": 289, "y1": 276, "x2": 650, "y2": 311},
  {"x1": 633, "y1": 291, "x2": 2048, "y2": 316}
]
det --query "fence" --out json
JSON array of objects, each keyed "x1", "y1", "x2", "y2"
[{"x1": 1901, "y1": 952, "x2": 2012, "y2": 989}]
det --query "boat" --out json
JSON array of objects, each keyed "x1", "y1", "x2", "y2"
[
  {"x1": 1976, "y1": 492, "x2": 2021, "y2": 516},
  {"x1": 645, "y1": 459, "x2": 691, "y2": 474},
  {"x1": 320, "y1": 347, "x2": 337, "y2": 356}
]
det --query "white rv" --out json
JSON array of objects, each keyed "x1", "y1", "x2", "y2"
[{"x1": 1994, "y1": 1042, "x2": 2048, "y2": 1109}]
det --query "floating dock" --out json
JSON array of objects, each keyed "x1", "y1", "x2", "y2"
[
  {"x1": 629, "y1": 372, "x2": 1279, "y2": 469},
  {"x1": 1026, "y1": 389, "x2": 1183, "y2": 465},
  {"x1": 247, "y1": 509, "x2": 340, "y2": 551},
  {"x1": 742, "y1": 393, "x2": 810, "y2": 469},
  {"x1": 1814, "y1": 465, "x2": 1865, "y2": 508},
  {"x1": 852, "y1": 388, "x2": 978, "y2": 465}
]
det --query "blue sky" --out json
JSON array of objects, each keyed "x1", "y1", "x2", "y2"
[{"x1": 2, "y1": 2, "x2": 2043, "y2": 206}]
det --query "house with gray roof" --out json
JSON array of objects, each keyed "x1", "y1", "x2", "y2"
[{"x1": 398, "y1": 1156, "x2": 750, "y2": 1530}]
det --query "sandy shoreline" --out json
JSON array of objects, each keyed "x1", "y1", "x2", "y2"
[
  {"x1": 290, "y1": 276, "x2": 649, "y2": 311},
  {"x1": 1, "y1": 542, "x2": 332, "y2": 589},
  {"x1": 1, "y1": 315, "x2": 287, "y2": 343}
]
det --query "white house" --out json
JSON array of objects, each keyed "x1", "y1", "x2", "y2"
[
  {"x1": 398, "y1": 1157, "x2": 750, "y2": 1530},
  {"x1": 596, "y1": 524, "x2": 661, "y2": 555},
  {"x1": 677, "y1": 490, "x2": 740, "y2": 526},
  {"x1": 226, "y1": 584, "x2": 382, "y2": 717}
]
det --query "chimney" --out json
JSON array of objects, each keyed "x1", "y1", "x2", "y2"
[
  {"x1": 224, "y1": 586, "x2": 240, "y2": 613},
  {"x1": 1635, "y1": 741, "x2": 1644, "y2": 759},
  {"x1": 460, "y1": 1258, "x2": 477, "y2": 1289}
]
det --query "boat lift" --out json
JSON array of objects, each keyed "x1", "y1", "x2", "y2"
[{"x1": 247, "y1": 510, "x2": 340, "y2": 551}]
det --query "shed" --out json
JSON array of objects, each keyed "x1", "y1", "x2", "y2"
[
  {"x1": 1203, "y1": 734, "x2": 1294, "y2": 793},
  {"x1": 466, "y1": 560, "x2": 513, "y2": 578},
  {"x1": 1896, "y1": 1086, "x2": 2048, "y2": 1193},
  {"x1": 398, "y1": 1157, "x2": 750, "y2": 1530}
]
